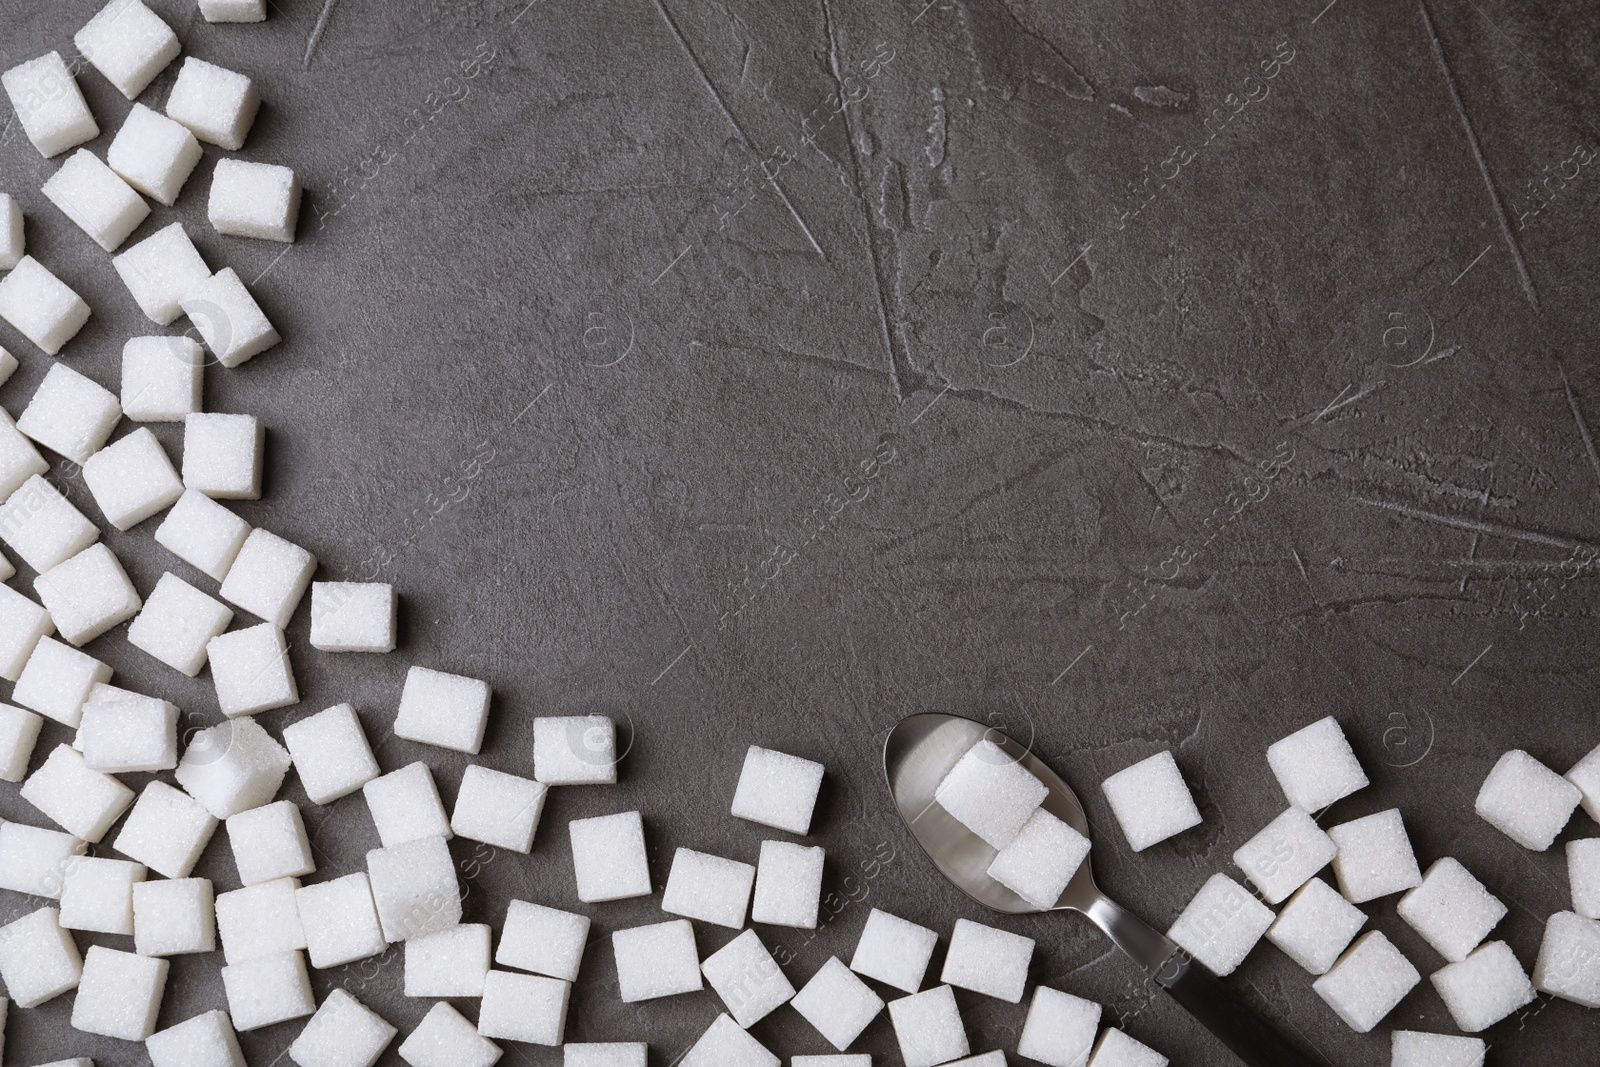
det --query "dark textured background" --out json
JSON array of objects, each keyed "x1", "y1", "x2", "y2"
[{"x1": 1, "y1": 0, "x2": 1598, "y2": 1063}]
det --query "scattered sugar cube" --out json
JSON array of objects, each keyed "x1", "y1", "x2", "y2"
[
  {"x1": 310, "y1": 581, "x2": 396, "y2": 653},
  {"x1": 210, "y1": 159, "x2": 301, "y2": 243},
  {"x1": 12, "y1": 636, "x2": 110, "y2": 726},
  {"x1": 1087, "y1": 1029, "x2": 1167, "y2": 1067},
  {"x1": 1430, "y1": 940, "x2": 1534, "y2": 1031},
  {"x1": 1328, "y1": 808, "x2": 1423, "y2": 903},
  {"x1": 215, "y1": 877, "x2": 305, "y2": 963},
  {"x1": 398, "y1": 1001, "x2": 502, "y2": 1067},
  {"x1": 681, "y1": 1014, "x2": 778, "y2": 1067},
  {"x1": 946, "y1": 1056, "x2": 1005, "y2": 1067},
  {"x1": 1015, "y1": 985, "x2": 1099, "y2": 1067},
  {"x1": 935, "y1": 739, "x2": 1047, "y2": 849},
  {"x1": 22, "y1": 743, "x2": 135, "y2": 842},
  {"x1": 0, "y1": 907, "x2": 83, "y2": 1008},
  {"x1": 701, "y1": 928, "x2": 795, "y2": 1027},
  {"x1": 0, "y1": 588, "x2": 52, "y2": 686},
  {"x1": 181, "y1": 268, "x2": 280, "y2": 367},
  {"x1": 791, "y1": 956, "x2": 883, "y2": 1051},
  {"x1": 1533, "y1": 910, "x2": 1600, "y2": 1008},
  {"x1": 850, "y1": 907, "x2": 938, "y2": 993},
  {"x1": 0, "y1": 476, "x2": 99, "y2": 575},
  {"x1": 887, "y1": 985, "x2": 967, "y2": 1067},
  {"x1": 155, "y1": 489, "x2": 251, "y2": 580},
  {"x1": 221, "y1": 949, "x2": 315, "y2": 1031},
  {"x1": 497, "y1": 899, "x2": 589, "y2": 981},
  {"x1": 22, "y1": 363, "x2": 123, "y2": 464},
  {"x1": 612, "y1": 919, "x2": 702, "y2": 1002},
  {"x1": 228, "y1": 800, "x2": 314, "y2": 885},
  {"x1": 1233, "y1": 807, "x2": 1337, "y2": 905},
  {"x1": 107, "y1": 103, "x2": 202, "y2": 206},
  {"x1": 940, "y1": 917, "x2": 1035, "y2": 1003},
  {"x1": 122, "y1": 336, "x2": 203, "y2": 423},
  {"x1": 566, "y1": 1046, "x2": 647, "y2": 1067},
  {"x1": 365, "y1": 761, "x2": 452, "y2": 847},
  {"x1": 43, "y1": 149, "x2": 151, "y2": 252},
  {"x1": 174, "y1": 715, "x2": 292, "y2": 818},
  {"x1": 1312, "y1": 931, "x2": 1420, "y2": 1033},
  {"x1": 0, "y1": 256, "x2": 91, "y2": 354},
  {"x1": 0, "y1": 194, "x2": 21, "y2": 269},
  {"x1": 570, "y1": 810, "x2": 651, "y2": 902},
  {"x1": 73, "y1": 944, "x2": 167, "y2": 1040},
  {"x1": 1266, "y1": 877, "x2": 1365, "y2": 975},
  {"x1": 533, "y1": 714, "x2": 617, "y2": 784},
  {"x1": 185, "y1": 412, "x2": 265, "y2": 501},
  {"x1": 207, "y1": 623, "x2": 299, "y2": 717},
  {"x1": 988, "y1": 806, "x2": 1090, "y2": 909},
  {"x1": 1397, "y1": 857, "x2": 1507, "y2": 963},
  {"x1": 478, "y1": 970, "x2": 570, "y2": 1045},
  {"x1": 732, "y1": 744, "x2": 824, "y2": 833},
  {"x1": 297, "y1": 873, "x2": 385, "y2": 968},
  {"x1": 167, "y1": 58, "x2": 260, "y2": 150},
  {"x1": 201, "y1": 0, "x2": 267, "y2": 22},
  {"x1": 35, "y1": 543, "x2": 143, "y2": 645},
  {"x1": 1167, "y1": 873, "x2": 1275, "y2": 976},
  {"x1": 114, "y1": 779, "x2": 219, "y2": 876},
  {"x1": 1568, "y1": 742, "x2": 1600, "y2": 823},
  {"x1": 1101, "y1": 750, "x2": 1202, "y2": 851},
  {"x1": 1390, "y1": 1031, "x2": 1486, "y2": 1067},
  {"x1": 129, "y1": 573, "x2": 233, "y2": 676},
  {"x1": 83, "y1": 427, "x2": 183, "y2": 529},
  {"x1": 1267, "y1": 716, "x2": 1369, "y2": 812},
  {"x1": 147, "y1": 1010, "x2": 246, "y2": 1067},
  {"x1": 395, "y1": 665, "x2": 491, "y2": 754},
  {"x1": 2, "y1": 53, "x2": 99, "y2": 157},
  {"x1": 0, "y1": 822, "x2": 85, "y2": 898},
  {"x1": 133, "y1": 877, "x2": 216, "y2": 956},
  {"x1": 290, "y1": 988, "x2": 396, "y2": 1067},
  {"x1": 406, "y1": 923, "x2": 491, "y2": 997},
  {"x1": 74, "y1": 0, "x2": 179, "y2": 100},
  {"x1": 0, "y1": 413, "x2": 48, "y2": 502},
  {"x1": 662, "y1": 847, "x2": 756, "y2": 929},
  {"x1": 751, "y1": 839, "x2": 823, "y2": 928},
  {"x1": 60, "y1": 856, "x2": 144, "y2": 935},
  {"x1": 1476, "y1": 749, "x2": 1581, "y2": 850},
  {"x1": 0, "y1": 701, "x2": 42, "y2": 778},
  {"x1": 113, "y1": 222, "x2": 212, "y2": 324},
  {"x1": 284, "y1": 703, "x2": 380, "y2": 804},
  {"x1": 1570, "y1": 838, "x2": 1600, "y2": 918},
  {"x1": 79, "y1": 690, "x2": 178, "y2": 772},
  {"x1": 368, "y1": 835, "x2": 461, "y2": 942},
  {"x1": 451, "y1": 764, "x2": 545, "y2": 852}
]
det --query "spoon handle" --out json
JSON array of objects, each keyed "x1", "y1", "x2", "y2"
[{"x1": 1157, "y1": 953, "x2": 1323, "y2": 1067}]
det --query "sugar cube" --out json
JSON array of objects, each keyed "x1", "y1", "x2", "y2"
[
  {"x1": 0, "y1": 475, "x2": 103, "y2": 575},
  {"x1": 284, "y1": 703, "x2": 379, "y2": 804},
  {"x1": 167, "y1": 58, "x2": 260, "y2": 149},
  {"x1": 1087, "y1": 1029, "x2": 1167, "y2": 1067},
  {"x1": 751, "y1": 839, "x2": 823, "y2": 928},
  {"x1": 612, "y1": 919, "x2": 702, "y2": 1002},
  {"x1": 74, "y1": 0, "x2": 179, "y2": 99},
  {"x1": 451, "y1": 764, "x2": 546, "y2": 852},
  {"x1": 60, "y1": 856, "x2": 144, "y2": 934},
  {"x1": 0, "y1": 822, "x2": 85, "y2": 898},
  {"x1": 0, "y1": 195, "x2": 19, "y2": 268},
  {"x1": 2, "y1": 53, "x2": 99, "y2": 157},
  {"x1": 22, "y1": 743, "x2": 135, "y2": 842},
  {"x1": 946, "y1": 1056, "x2": 1005, "y2": 1067},
  {"x1": 0, "y1": 701, "x2": 42, "y2": 778},
  {"x1": 395, "y1": 665, "x2": 491, "y2": 754},
  {"x1": 12, "y1": 636, "x2": 110, "y2": 726},
  {"x1": 566, "y1": 1046, "x2": 647, "y2": 1067},
  {"x1": 1328, "y1": 808, "x2": 1423, "y2": 903},
  {"x1": 184, "y1": 412, "x2": 264, "y2": 502},
  {"x1": 1390, "y1": 1031, "x2": 1486, "y2": 1067},
  {"x1": 228, "y1": 800, "x2": 315, "y2": 884},
  {"x1": 181, "y1": 268, "x2": 279, "y2": 367},
  {"x1": 216, "y1": 877, "x2": 306, "y2": 963},
  {"x1": 115, "y1": 779, "x2": 219, "y2": 876},
  {"x1": 791, "y1": 956, "x2": 883, "y2": 1050},
  {"x1": 569, "y1": 810, "x2": 651, "y2": 902},
  {"x1": 1267, "y1": 716, "x2": 1369, "y2": 812},
  {"x1": 1571, "y1": 838, "x2": 1600, "y2": 918},
  {"x1": 681, "y1": 1014, "x2": 778, "y2": 1067},
  {"x1": 113, "y1": 222, "x2": 212, "y2": 325},
  {"x1": 662, "y1": 847, "x2": 756, "y2": 928},
  {"x1": 1533, "y1": 910, "x2": 1600, "y2": 1008},
  {"x1": 133, "y1": 877, "x2": 216, "y2": 956},
  {"x1": 399, "y1": 1002, "x2": 502, "y2": 1067},
  {"x1": 1233, "y1": 807, "x2": 1337, "y2": 905},
  {"x1": 496, "y1": 899, "x2": 589, "y2": 981},
  {"x1": 1475, "y1": 749, "x2": 1581, "y2": 850},
  {"x1": 1167, "y1": 874, "x2": 1275, "y2": 976},
  {"x1": 701, "y1": 928, "x2": 795, "y2": 1027},
  {"x1": 0, "y1": 413, "x2": 48, "y2": 502},
  {"x1": 174, "y1": 715, "x2": 292, "y2": 818},
  {"x1": 210, "y1": 159, "x2": 301, "y2": 243},
  {"x1": 129, "y1": 573, "x2": 233, "y2": 676},
  {"x1": 940, "y1": 917, "x2": 1035, "y2": 1003},
  {"x1": 478, "y1": 970, "x2": 570, "y2": 1045},
  {"x1": 850, "y1": 907, "x2": 938, "y2": 993},
  {"x1": 20, "y1": 364, "x2": 123, "y2": 464},
  {"x1": 1568, "y1": 742, "x2": 1600, "y2": 823},
  {"x1": 0, "y1": 342, "x2": 14, "y2": 383},
  {"x1": 0, "y1": 256, "x2": 91, "y2": 354},
  {"x1": 1430, "y1": 940, "x2": 1534, "y2": 1031},
  {"x1": 731, "y1": 744, "x2": 824, "y2": 833},
  {"x1": 297, "y1": 873, "x2": 385, "y2": 968},
  {"x1": 207, "y1": 623, "x2": 299, "y2": 717},
  {"x1": 887, "y1": 986, "x2": 967, "y2": 1067},
  {"x1": 107, "y1": 103, "x2": 202, "y2": 206},
  {"x1": 368, "y1": 836, "x2": 461, "y2": 942},
  {"x1": 1312, "y1": 931, "x2": 1420, "y2": 1032},
  {"x1": 147, "y1": 1010, "x2": 246, "y2": 1067},
  {"x1": 365, "y1": 761, "x2": 452, "y2": 847},
  {"x1": 1266, "y1": 876, "x2": 1365, "y2": 975},
  {"x1": 122, "y1": 337, "x2": 203, "y2": 424},
  {"x1": 201, "y1": 0, "x2": 267, "y2": 22},
  {"x1": 73, "y1": 944, "x2": 167, "y2": 1040},
  {"x1": 35, "y1": 543, "x2": 143, "y2": 646},
  {"x1": 79, "y1": 691, "x2": 179, "y2": 772},
  {"x1": 1100, "y1": 750, "x2": 1202, "y2": 851},
  {"x1": 1015, "y1": 985, "x2": 1099, "y2": 1067},
  {"x1": 43, "y1": 149, "x2": 151, "y2": 252},
  {"x1": 290, "y1": 988, "x2": 396, "y2": 1067},
  {"x1": 533, "y1": 714, "x2": 617, "y2": 784},
  {"x1": 221, "y1": 949, "x2": 315, "y2": 1031},
  {"x1": 935, "y1": 740, "x2": 1047, "y2": 849},
  {"x1": 155, "y1": 488, "x2": 251, "y2": 580},
  {"x1": 405, "y1": 923, "x2": 491, "y2": 997},
  {"x1": 988, "y1": 806, "x2": 1090, "y2": 909},
  {"x1": 1396, "y1": 857, "x2": 1506, "y2": 963},
  {"x1": 83, "y1": 427, "x2": 183, "y2": 530},
  {"x1": 0, "y1": 589, "x2": 51, "y2": 688},
  {"x1": 0, "y1": 907, "x2": 82, "y2": 1007},
  {"x1": 310, "y1": 581, "x2": 396, "y2": 653}
]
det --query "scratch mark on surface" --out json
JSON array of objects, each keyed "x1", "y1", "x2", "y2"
[
  {"x1": 1557, "y1": 362, "x2": 1600, "y2": 498},
  {"x1": 1451, "y1": 244, "x2": 1492, "y2": 285},
  {"x1": 303, "y1": 0, "x2": 339, "y2": 69},
  {"x1": 877, "y1": 450, "x2": 1070, "y2": 554},
  {"x1": 910, "y1": 382, "x2": 952, "y2": 425},
  {"x1": 651, "y1": 644, "x2": 693, "y2": 686},
  {"x1": 1356, "y1": 496, "x2": 1600, "y2": 553},
  {"x1": 1311, "y1": 0, "x2": 1342, "y2": 24},
  {"x1": 651, "y1": 246, "x2": 692, "y2": 285},
  {"x1": 1316, "y1": 381, "x2": 1383, "y2": 421},
  {"x1": 1291, "y1": 548, "x2": 1311, "y2": 584},
  {"x1": 252, "y1": 246, "x2": 293, "y2": 285},
  {"x1": 510, "y1": 383, "x2": 554, "y2": 424},
  {"x1": 1050, "y1": 645, "x2": 1093, "y2": 684},
  {"x1": 1050, "y1": 243, "x2": 1093, "y2": 286},
  {"x1": 1451, "y1": 643, "x2": 1493, "y2": 685}
]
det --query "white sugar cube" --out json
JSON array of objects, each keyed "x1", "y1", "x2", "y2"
[
  {"x1": 791, "y1": 956, "x2": 883, "y2": 1050},
  {"x1": 284, "y1": 703, "x2": 379, "y2": 804},
  {"x1": 395, "y1": 665, "x2": 491, "y2": 754},
  {"x1": 663, "y1": 847, "x2": 756, "y2": 929},
  {"x1": 368, "y1": 836, "x2": 461, "y2": 942},
  {"x1": 569, "y1": 810, "x2": 651, "y2": 902},
  {"x1": 113, "y1": 222, "x2": 212, "y2": 325},
  {"x1": 365, "y1": 761, "x2": 452, "y2": 847},
  {"x1": 108, "y1": 103, "x2": 202, "y2": 206},
  {"x1": 122, "y1": 336, "x2": 203, "y2": 422},
  {"x1": 398, "y1": 1002, "x2": 502, "y2": 1067},
  {"x1": 228, "y1": 800, "x2": 314, "y2": 884},
  {"x1": 0, "y1": 195, "x2": 19, "y2": 268},
  {"x1": 1016, "y1": 985, "x2": 1099, "y2": 1067},
  {"x1": 1390, "y1": 1031, "x2": 1486, "y2": 1067},
  {"x1": 221, "y1": 949, "x2": 315, "y2": 1031},
  {"x1": 1476, "y1": 749, "x2": 1581, "y2": 850},
  {"x1": 1571, "y1": 838, "x2": 1600, "y2": 918},
  {"x1": 181, "y1": 268, "x2": 279, "y2": 367},
  {"x1": 73, "y1": 944, "x2": 167, "y2": 1040},
  {"x1": 1312, "y1": 931, "x2": 1420, "y2": 1032},
  {"x1": 184, "y1": 412, "x2": 264, "y2": 501},
  {"x1": 216, "y1": 877, "x2": 305, "y2": 963},
  {"x1": 290, "y1": 988, "x2": 396, "y2": 1067},
  {"x1": 174, "y1": 715, "x2": 291, "y2": 818},
  {"x1": 79, "y1": 691, "x2": 178, "y2": 772},
  {"x1": 42, "y1": 149, "x2": 149, "y2": 252},
  {"x1": 935, "y1": 740, "x2": 1047, "y2": 849},
  {"x1": 1267, "y1": 716, "x2": 1369, "y2": 812},
  {"x1": 702, "y1": 928, "x2": 795, "y2": 1027},
  {"x1": 0, "y1": 701, "x2": 43, "y2": 778},
  {"x1": 887, "y1": 986, "x2": 967, "y2": 1067},
  {"x1": 60, "y1": 855, "x2": 144, "y2": 934},
  {"x1": 406, "y1": 923, "x2": 491, "y2": 997},
  {"x1": 129, "y1": 573, "x2": 233, "y2": 676},
  {"x1": 22, "y1": 743, "x2": 135, "y2": 842},
  {"x1": 201, "y1": 0, "x2": 267, "y2": 22},
  {"x1": 1267, "y1": 877, "x2": 1365, "y2": 975},
  {"x1": 1328, "y1": 808, "x2": 1423, "y2": 903},
  {"x1": 1087, "y1": 1029, "x2": 1168, "y2": 1067},
  {"x1": 1397, "y1": 858, "x2": 1506, "y2": 963},
  {"x1": 83, "y1": 427, "x2": 183, "y2": 529},
  {"x1": 1167, "y1": 873, "x2": 1275, "y2": 976},
  {"x1": 1233, "y1": 807, "x2": 1337, "y2": 905},
  {"x1": 1568, "y1": 742, "x2": 1600, "y2": 823},
  {"x1": 566, "y1": 1046, "x2": 648, "y2": 1067},
  {"x1": 0, "y1": 822, "x2": 85, "y2": 898},
  {"x1": 940, "y1": 917, "x2": 1034, "y2": 1003},
  {"x1": 478, "y1": 970, "x2": 570, "y2": 1045},
  {"x1": 74, "y1": 0, "x2": 179, "y2": 99},
  {"x1": 0, "y1": 588, "x2": 52, "y2": 686},
  {"x1": 0, "y1": 344, "x2": 13, "y2": 385},
  {"x1": 133, "y1": 877, "x2": 216, "y2": 955},
  {"x1": 297, "y1": 873, "x2": 385, "y2": 968},
  {"x1": 1101, "y1": 750, "x2": 1202, "y2": 851},
  {"x1": 681, "y1": 1014, "x2": 777, "y2": 1067},
  {"x1": 732, "y1": 744, "x2": 824, "y2": 833},
  {"x1": 751, "y1": 839, "x2": 823, "y2": 928},
  {"x1": 147, "y1": 1010, "x2": 246, "y2": 1067},
  {"x1": 310, "y1": 582, "x2": 396, "y2": 653},
  {"x1": 496, "y1": 900, "x2": 589, "y2": 981},
  {"x1": 1533, "y1": 910, "x2": 1600, "y2": 1008},
  {"x1": 12, "y1": 636, "x2": 110, "y2": 726},
  {"x1": 0, "y1": 256, "x2": 91, "y2": 354},
  {"x1": 2, "y1": 53, "x2": 99, "y2": 157},
  {"x1": 533, "y1": 714, "x2": 617, "y2": 784},
  {"x1": 21, "y1": 364, "x2": 123, "y2": 463},
  {"x1": 988, "y1": 806, "x2": 1090, "y2": 909},
  {"x1": 0, "y1": 413, "x2": 49, "y2": 502},
  {"x1": 210, "y1": 159, "x2": 301, "y2": 243},
  {"x1": 35, "y1": 543, "x2": 142, "y2": 645},
  {"x1": 850, "y1": 907, "x2": 938, "y2": 993},
  {"x1": 451, "y1": 764, "x2": 545, "y2": 852},
  {"x1": 612, "y1": 919, "x2": 701, "y2": 1002},
  {"x1": 167, "y1": 58, "x2": 260, "y2": 150},
  {"x1": 207, "y1": 623, "x2": 299, "y2": 717},
  {"x1": 114, "y1": 779, "x2": 219, "y2": 877},
  {"x1": 1430, "y1": 940, "x2": 1533, "y2": 1031},
  {"x1": 0, "y1": 907, "x2": 82, "y2": 1007},
  {"x1": 947, "y1": 1056, "x2": 1005, "y2": 1067},
  {"x1": 155, "y1": 488, "x2": 250, "y2": 580}
]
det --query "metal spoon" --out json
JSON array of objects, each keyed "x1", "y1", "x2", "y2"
[{"x1": 884, "y1": 712, "x2": 1320, "y2": 1067}]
